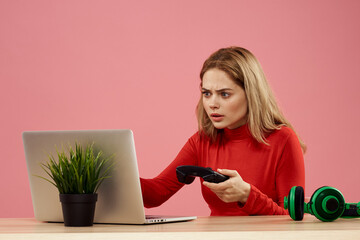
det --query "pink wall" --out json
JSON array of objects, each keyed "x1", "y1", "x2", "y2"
[{"x1": 1, "y1": 0, "x2": 360, "y2": 217}]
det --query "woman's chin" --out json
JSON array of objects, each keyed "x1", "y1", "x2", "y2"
[{"x1": 211, "y1": 122, "x2": 226, "y2": 129}]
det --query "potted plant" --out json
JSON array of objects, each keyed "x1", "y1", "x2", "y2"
[{"x1": 38, "y1": 142, "x2": 114, "y2": 226}]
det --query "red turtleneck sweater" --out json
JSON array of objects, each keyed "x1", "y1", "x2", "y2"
[{"x1": 140, "y1": 124, "x2": 305, "y2": 216}]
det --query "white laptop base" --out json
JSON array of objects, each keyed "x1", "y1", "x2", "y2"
[{"x1": 23, "y1": 129, "x2": 196, "y2": 224}]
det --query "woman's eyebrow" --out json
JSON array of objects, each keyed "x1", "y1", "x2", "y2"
[{"x1": 202, "y1": 87, "x2": 233, "y2": 92}]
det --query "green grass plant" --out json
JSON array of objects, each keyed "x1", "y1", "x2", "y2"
[{"x1": 38, "y1": 142, "x2": 114, "y2": 194}]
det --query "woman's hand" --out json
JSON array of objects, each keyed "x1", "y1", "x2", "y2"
[{"x1": 202, "y1": 169, "x2": 251, "y2": 204}]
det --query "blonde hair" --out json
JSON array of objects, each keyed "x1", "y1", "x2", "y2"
[{"x1": 196, "y1": 46, "x2": 306, "y2": 153}]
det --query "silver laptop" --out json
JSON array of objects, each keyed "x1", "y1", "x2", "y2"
[{"x1": 22, "y1": 129, "x2": 196, "y2": 224}]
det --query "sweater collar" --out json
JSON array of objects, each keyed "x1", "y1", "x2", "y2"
[{"x1": 223, "y1": 123, "x2": 251, "y2": 140}]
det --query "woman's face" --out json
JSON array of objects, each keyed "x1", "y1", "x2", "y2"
[{"x1": 202, "y1": 68, "x2": 248, "y2": 129}]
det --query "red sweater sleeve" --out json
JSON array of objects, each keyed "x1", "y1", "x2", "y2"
[
  {"x1": 140, "y1": 135, "x2": 199, "y2": 208},
  {"x1": 238, "y1": 130, "x2": 305, "y2": 215}
]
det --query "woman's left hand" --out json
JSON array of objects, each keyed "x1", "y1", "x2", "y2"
[{"x1": 202, "y1": 169, "x2": 251, "y2": 204}]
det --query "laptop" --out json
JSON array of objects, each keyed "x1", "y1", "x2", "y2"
[{"x1": 22, "y1": 129, "x2": 196, "y2": 224}]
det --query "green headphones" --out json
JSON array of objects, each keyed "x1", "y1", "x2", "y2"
[{"x1": 284, "y1": 186, "x2": 360, "y2": 222}]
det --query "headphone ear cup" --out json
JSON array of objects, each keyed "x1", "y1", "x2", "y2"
[
  {"x1": 294, "y1": 186, "x2": 305, "y2": 220},
  {"x1": 310, "y1": 186, "x2": 345, "y2": 222},
  {"x1": 287, "y1": 186, "x2": 304, "y2": 221}
]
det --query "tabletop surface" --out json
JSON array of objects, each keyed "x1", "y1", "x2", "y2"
[{"x1": 1, "y1": 215, "x2": 360, "y2": 239}]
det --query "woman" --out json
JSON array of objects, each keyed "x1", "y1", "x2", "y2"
[{"x1": 140, "y1": 46, "x2": 305, "y2": 216}]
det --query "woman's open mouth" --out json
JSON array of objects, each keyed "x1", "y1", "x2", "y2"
[{"x1": 210, "y1": 113, "x2": 224, "y2": 122}]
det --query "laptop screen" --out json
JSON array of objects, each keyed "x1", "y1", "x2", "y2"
[{"x1": 23, "y1": 129, "x2": 147, "y2": 224}]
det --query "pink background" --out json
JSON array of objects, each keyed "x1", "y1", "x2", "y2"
[{"x1": 1, "y1": 0, "x2": 360, "y2": 217}]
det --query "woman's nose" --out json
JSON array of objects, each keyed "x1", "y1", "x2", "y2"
[{"x1": 209, "y1": 98, "x2": 219, "y2": 110}]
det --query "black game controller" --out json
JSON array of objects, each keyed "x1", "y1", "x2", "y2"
[{"x1": 176, "y1": 165, "x2": 229, "y2": 184}]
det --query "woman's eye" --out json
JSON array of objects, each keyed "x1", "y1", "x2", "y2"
[
  {"x1": 221, "y1": 92, "x2": 230, "y2": 98},
  {"x1": 202, "y1": 91, "x2": 211, "y2": 97}
]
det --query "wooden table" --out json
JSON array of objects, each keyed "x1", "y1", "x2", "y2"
[{"x1": 1, "y1": 215, "x2": 360, "y2": 239}]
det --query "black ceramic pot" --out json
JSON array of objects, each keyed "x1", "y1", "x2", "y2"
[{"x1": 59, "y1": 193, "x2": 98, "y2": 227}]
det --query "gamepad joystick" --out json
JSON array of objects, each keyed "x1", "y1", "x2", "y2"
[{"x1": 176, "y1": 165, "x2": 229, "y2": 184}]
